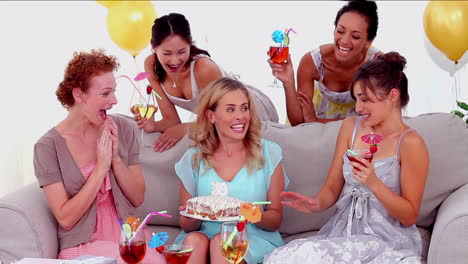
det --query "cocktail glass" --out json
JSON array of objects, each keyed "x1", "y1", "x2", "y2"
[
  {"x1": 268, "y1": 43, "x2": 289, "y2": 88},
  {"x1": 220, "y1": 221, "x2": 249, "y2": 264},
  {"x1": 347, "y1": 149, "x2": 374, "y2": 171},
  {"x1": 119, "y1": 228, "x2": 146, "y2": 264},
  {"x1": 161, "y1": 244, "x2": 193, "y2": 264}
]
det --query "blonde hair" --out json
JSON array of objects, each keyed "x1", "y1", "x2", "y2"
[{"x1": 189, "y1": 77, "x2": 265, "y2": 174}]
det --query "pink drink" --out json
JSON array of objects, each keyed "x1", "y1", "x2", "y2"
[
  {"x1": 119, "y1": 241, "x2": 146, "y2": 264},
  {"x1": 160, "y1": 244, "x2": 193, "y2": 264},
  {"x1": 347, "y1": 149, "x2": 373, "y2": 171}
]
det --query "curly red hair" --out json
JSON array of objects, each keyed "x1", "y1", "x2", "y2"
[{"x1": 56, "y1": 49, "x2": 119, "y2": 108}]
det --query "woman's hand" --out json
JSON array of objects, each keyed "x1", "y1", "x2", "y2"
[
  {"x1": 96, "y1": 120, "x2": 113, "y2": 173},
  {"x1": 131, "y1": 106, "x2": 159, "y2": 133},
  {"x1": 281, "y1": 191, "x2": 320, "y2": 214},
  {"x1": 153, "y1": 124, "x2": 185, "y2": 152},
  {"x1": 107, "y1": 116, "x2": 120, "y2": 161},
  {"x1": 178, "y1": 205, "x2": 202, "y2": 231},
  {"x1": 350, "y1": 157, "x2": 380, "y2": 189},
  {"x1": 297, "y1": 91, "x2": 316, "y2": 122},
  {"x1": 267, "y1": 54, "x2": 294, "y2": 84}
]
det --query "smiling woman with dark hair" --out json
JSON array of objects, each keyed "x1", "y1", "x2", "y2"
[
  {"x1": 133, "y1": 13, "x2": 278, "y2": 153},
  {"x1": 264, "y1": 52, "x2": 429, "y2": 263},
  {"x1": 268, "y1": 0, "x2": 383, "y2": 125}
]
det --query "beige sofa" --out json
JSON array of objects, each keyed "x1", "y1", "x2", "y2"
[{"x1": 1, "y1": 113, "x2": 467, "y2": 264}]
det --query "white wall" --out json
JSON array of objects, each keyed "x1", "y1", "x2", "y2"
[{"x1": 0, "y1": 1, "x2": 466, "y2": 197}]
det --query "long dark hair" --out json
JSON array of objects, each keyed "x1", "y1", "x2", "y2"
[
  {"x1": 334, "y1": 0, "x2": 378, "y2": 40},
  {"x1": 151, "y1": 13, "x2": 210, "y2": 82}
]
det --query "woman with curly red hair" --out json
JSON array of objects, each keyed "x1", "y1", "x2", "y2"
[{"x1": 34, "y1": 49, "x2": 165, "y2": 263}]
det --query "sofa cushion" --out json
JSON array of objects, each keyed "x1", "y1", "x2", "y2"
[
  {"x1": 133, "y1": 129, "x2": 190, "y2": 227},
  {"x1": 114, "y1": 114, "x2": 189, "y2": 227},
  {"x1": 262, "y1": 121, "x2": 341, "y2": 234},
  {"x1": 0, "y1": 183, "x2": 59, "y2": 262},
  {"x1": 404, "y1": 113, "x2": 468, "y2": 227},
  {"x1": 263, "y1": 113, "x2": 468, "y2": 235},
  {"x1": 122, "y1": 113, "x2": 468, "y2": 233}
]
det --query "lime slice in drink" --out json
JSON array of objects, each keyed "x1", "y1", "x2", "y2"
[
  {"x1": 122, "y1": 223, "x2": 133, "y2": 239},
  {"x1": 283, "y1": 34, "x2": 290, "y2": 46}
]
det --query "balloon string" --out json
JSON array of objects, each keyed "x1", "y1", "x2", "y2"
[
  {"x1": 452, "y1": 73, "x2": 457, "y2": 111},
  {"x1": 455, "y1": 70, "x2": 462, "y2": 106},
  {"x1": 134, "y1": 57, "x2": 143, "y2": 104}
]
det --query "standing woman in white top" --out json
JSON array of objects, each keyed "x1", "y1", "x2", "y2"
[
  {"x1": 269, "y1": 0, "x2": 383, "y2": 125},
  {"x1": 135, "y1": 13, "x2": 278, "y2": 152}
]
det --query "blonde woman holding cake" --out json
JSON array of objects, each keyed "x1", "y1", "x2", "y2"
[{"x1": 174, "y1": 77, "x2": 289, "y2": 263}]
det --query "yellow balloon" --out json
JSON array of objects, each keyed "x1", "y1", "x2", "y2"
[
  {"x1": 423, "y1": 1, "x2": 468, "y2": 62},
  {"x1": 96, "y1": 0, "x2": 118, "y2": 8},
  {"x1": 106, "y1": 1, "x2": 157, "y2": 57}
]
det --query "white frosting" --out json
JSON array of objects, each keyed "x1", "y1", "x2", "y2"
[{"x1": 186, "y1": 195, "x2": 243, "y2": 219}]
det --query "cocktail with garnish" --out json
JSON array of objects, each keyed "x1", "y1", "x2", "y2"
[
  {"x1": 220, "y1": 221, "x2": 249, "y2": 264},
  {"x1": 269, "y1": 44, "x2": 289, "y2": 64},
  {"x1": 158, "y1": 244, "x2": 193, "y2": 264},
  {"x1": 269, "y1": 28, "x2": 296, "y2": 88},
  {"x1": 346, "y1": 149, "x2": 374, "y2": 171},
  {"x1": 119, "y1": 227, "x2": 146, "y2": 264},
  {"x1": 269, "y1": 29, "x2": 290, "y2": 88}
]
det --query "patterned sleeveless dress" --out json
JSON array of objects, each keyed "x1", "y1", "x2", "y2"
[
  {"x1": 264, "y1": 117, "x2": 422, "y2": 264},
  {"x1": 311, "y1": 47, "x2": 380, "y2": 119}
]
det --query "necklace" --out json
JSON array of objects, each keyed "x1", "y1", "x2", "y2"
[{"x1": 170, "y1": 76, "x2": 177, "y2": 88}]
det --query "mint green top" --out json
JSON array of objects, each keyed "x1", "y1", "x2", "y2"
[{"x1": 174, "y1": 139, "x2": 289, "y2": 263}]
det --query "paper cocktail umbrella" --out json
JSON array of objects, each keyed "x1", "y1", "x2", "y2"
[
  {"x1": 361, "y1": 132, "x2": 383, "y2": 145},
  {"x1": 240, "y1": 202, "x2": 262, "y2": 223},
  {"x1": 149, "y1": 232, "x2": 169, "y2": 248},
  {"x1": 361, "y1": 132, "x2": 383, "y2": 154}
]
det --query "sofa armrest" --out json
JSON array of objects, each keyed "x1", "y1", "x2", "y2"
[
  {"x1": 427, "y1": 183, "x2": 468, "y2": 264},
  {"x1": 0, "y1": 183, "x2": 58, "y2": 263}
]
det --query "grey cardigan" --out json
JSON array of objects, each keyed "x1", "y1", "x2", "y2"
[{"x1": 33, "y1": 115, "x2": 140, "y2": 250}]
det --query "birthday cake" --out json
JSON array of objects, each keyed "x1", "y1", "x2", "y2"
[{"x1": 186, "y1": 195, "x2": 243, "y2": 220}]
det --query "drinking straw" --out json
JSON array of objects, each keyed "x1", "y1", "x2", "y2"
[
  {"x1": 223, "y1": 226, "x2": 238, "y2": 250},
  {"x1": 347, "y1": 149, "x2": 359, "y2": 156},
  {"x1": 152, "y1": 90, "x2": 163, "y2": 100},
  {"x1": 116, "y1": 75, "x2": 147, "y2": 104},
  {"x1": 130, "y1": 210, "x2": 172, "y2": 243},
  {"x1": 223, "y1": 216, "x2": 246, "y2": 250},
  {"x1": 117, "y1": 218, "x2": 129, "y2": 241},
  {"x1": 285, "y1": 28, "x2": 297, "y2": 36},
  {"x1": 234, "y1": 230, "x2": 245, "y2": 264},
  {"x1": 179, "y1": 248, "x2": 193, "y2": 253},
  {"x1": 223, "y1": 201, "x2": 270, "y2": 250},
  {"x1": 252, "y1": 201, "x2": 271, "y2": 205}
]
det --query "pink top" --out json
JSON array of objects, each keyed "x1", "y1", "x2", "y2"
[{"x1": 58, "y1": 161, "x2": 164, "y2": 264}]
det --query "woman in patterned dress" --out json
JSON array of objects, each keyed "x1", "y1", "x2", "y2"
[
  {"x1": 268, "y1": 0, "x2": 383, "y2": 124},
  {"x1": 33, "y1": 49, "x2": 164, "y2": 263},
  {"x1": 264, "y1": 52, "x2": 429, "y2": 263}
]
